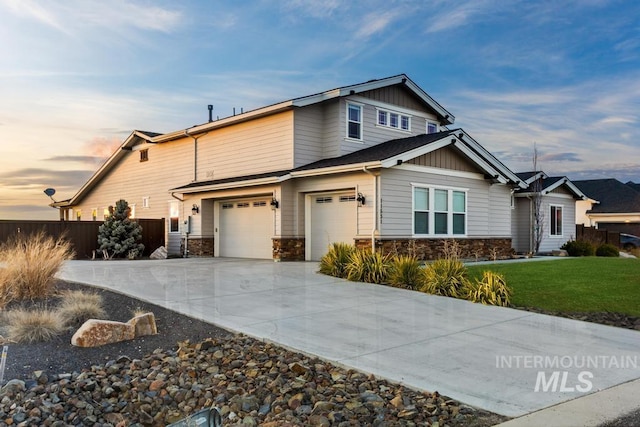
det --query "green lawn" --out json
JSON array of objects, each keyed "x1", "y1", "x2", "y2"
[{"x1": 466, "y1": 257, "x2": 640, "y2": 316}]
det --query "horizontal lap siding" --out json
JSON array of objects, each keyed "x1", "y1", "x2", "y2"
[
  {"x1": 488, "y1": 184, "x2": 512, "y2": 237},
  {"x1": 512, "y1": 198, "x2": 531, "y2": 253},
  {"x1": 72, "y1": 141, "x2": 193, "y2": 222},
  {"x1": 294, "y1": 104, "x2": 324, "y2": 167},
  {"x1": 380, "y1": 168, "x2": 497, "y2": 237},
  {"x1": 197, "y1": 111, "x2": 294, "y2": 180},
  {"x1": 540, "y1": 195, "x2": 575, "y2": 252}
]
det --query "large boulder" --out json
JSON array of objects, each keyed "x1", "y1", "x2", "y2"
[{"x1": 72, "y1": 312, "x2": 157, "y2": 347}]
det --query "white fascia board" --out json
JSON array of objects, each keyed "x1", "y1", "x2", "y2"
[
  {"x1": 452, "y1": 141, "x2": 507, "y2": 184},
  {"x1": 398, "y1": 164, "x2": 485, "y2": 180},
  {"x1": 380, "y1": 137, "x2": 453, "y2": 168},
  {"x1": 290, "y1": 162, "x2": 381, "y2": 178},
  {"x1": 68, "y1": 132, "x2": 140, "y2": 205},
  {"x1": 539, "y1": 178, "x2": 588, "y2": 200},
  {"x1": 402, "y1": 78, "x2": 455, "y2": 124},
  {"x1": 173, "y1": 176, "x2": 285, "y2": 194},
  {"x1": 522, "y1": 171, "x2": 548, "y2": 185},
  {"x1": 456, "y1": 130, "x2": 524, "y2": 187}
]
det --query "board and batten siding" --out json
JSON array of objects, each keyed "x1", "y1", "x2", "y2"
[
  {"x1": 195, "y1": 110, "x2": 294, "y2": 181},
  {"x1": 407, "y1": 146, "x2": 482, "y2": 173},
  {"x1": 379, "y1": 167, "x2": 511, "y2": 237},
  {"x1": 359, "y1": 85, "x2": 425, "y2": 112}
]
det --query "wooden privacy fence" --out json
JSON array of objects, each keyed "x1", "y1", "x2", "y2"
[
  {"x1": 0, "y1": 219, "x2": 165, "y2": 259},
  {"x1": 575, "y1": 224, "x2": 621, "y2": 247}
]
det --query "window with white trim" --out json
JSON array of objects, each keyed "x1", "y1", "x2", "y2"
[
  {"x1": 550, "y1": 205, "x2": 563, "y2": 236},
  {"x1": 377, "y1": 108, "x2": 410, "y2": 131},
  {"x1": 413, "y1": 186, "x2": 467, "y2": 236},
  {"x1": 427, "y1": 122, "x2": 438, "y2": 134},
  {"x1": 347, "y1": 103, "x2": 362, "y2": 140}
]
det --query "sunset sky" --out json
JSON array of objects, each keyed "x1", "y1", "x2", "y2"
[{"x1": 1, "y1": 0, "x2": 638, "y2": 219}]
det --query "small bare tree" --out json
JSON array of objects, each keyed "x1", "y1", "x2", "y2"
[{"x1": 531, "y1": 144, "x2": 544, "y2": 253}]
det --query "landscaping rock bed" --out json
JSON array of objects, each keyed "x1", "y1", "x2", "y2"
[{"x1": 0, "y1": 282, "x2": 507, "y2": 426}]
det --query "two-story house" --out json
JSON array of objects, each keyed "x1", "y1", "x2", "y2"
[{"x1": 54, "y1": 74, "x2": 525, "y2": 261}]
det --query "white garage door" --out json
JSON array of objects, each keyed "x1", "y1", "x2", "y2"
[
  {"x1": 218, "y1": 198, "x2": 273, "y2": 259},
  {"x1": 309, "y1": 192, "x2": 357, "y2": 260}
]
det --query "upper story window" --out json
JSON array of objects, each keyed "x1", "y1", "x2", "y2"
[
  {"x1": 140, "y1": 148, "x2": 149, "y2": 162},
  {"x1": 413, "y1": 186, "x2": 467, "y2": 236},
  {"x1": 377, "y1": 108, "x2": 410, "y2": 131},
  {"x1": 347, "y1": 103, "x2": 362, "y2": 140},
  {"x1": 550, "y1": 205, "x2": 563, "y2": 236},
  {"x1": 427, "y1": 122, "x2": 438, "y2": 134}
]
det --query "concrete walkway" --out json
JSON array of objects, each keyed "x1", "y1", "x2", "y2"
[{"x1": 58, "y1": 258, "x2": 640, "y2": 420}]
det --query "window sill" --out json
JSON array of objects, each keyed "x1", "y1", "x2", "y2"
[
  {"x1": 344, "y1": 137, "x2": 364, "y2": 143},
  {"x1": 375, "y1": 124, "x2": 412, "y2": 133}
]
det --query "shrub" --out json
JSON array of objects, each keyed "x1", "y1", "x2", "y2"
[
  {"x1": 595, "y1": 244, "x2": 620, "y2": 257},
  {"x1": 420, "y1": 258, "x2": 470, "y2": 298},
  {"x1": 468, "y1": 271, "x2": 512, "y2": 306},
  {"x1": 345, "y1": 248, "x2": 391, "y2": 284},
  {"x1": 387, "y1": 255, "x2": 422, "y2": 290},
  {"x1": 98, "y1": 199, "x2": 145, "y2": 259},
  {"x1": 5, "y1": 307, "x2": 66, "y2": 343},
  {"x1": 318, "y1": 243, "x2": 356, "y2": 278},
  {"x1": 561, "y1": 240, "x2": 595, "y2": 257},
  {"x1": 58, "y1": 290, "x2": 107, "y2": 327},
  {"x1": 0, "y1": 232, "x2": 74, "y2": 307}
]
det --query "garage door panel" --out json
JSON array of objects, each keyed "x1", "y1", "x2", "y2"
[
  {"x1": 310, "y1": 193, "x2": 356, "y2": 260},
  {"x1": 219, "y1": 199, "x2": 272, "y2": 259}
]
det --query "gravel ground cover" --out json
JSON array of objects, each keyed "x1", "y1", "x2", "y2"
[{"x1": 0, "y1": 281, "x2": 507, "y2": 426}]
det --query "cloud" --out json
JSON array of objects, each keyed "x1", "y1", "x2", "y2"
[
  {"x1": 425, "y1": 0, "x2": 499, "y2": 33},
  {"x1": 1, "y1": 0, "x2": 183, "y2": 35},
  {"x1": 281, "y1": 0, "x2": 342, "y2": 19},
  {"x1": 356, "y1": 11, "x2": 400, "y2": 39},
  {"x1": 0, "y1": 168, "x2": 93, "y2": 191},
  {"x1": 539, "y1": 153, "x2": 581, "y2": 162},
  {"x1": 45, "y1": 155, "x2": 105, "y2": 164}
]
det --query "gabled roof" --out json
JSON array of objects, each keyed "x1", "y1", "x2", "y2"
[
  {"x1": 573, "y1": 179, "x2": 640, "y2": 213},
  {"x1": 626, "y1": 181, "x2": 640, "y2": 193},
  {"x1": 142, "y1": 74, "x2": 455, "y2": 144},
  {"x1": 172, "y1": 129, "x2": 524, "y2": 193},
  {"x1": 514, "y1": 173, "x2": 587, "y2": 199},
  {"x1": 515, "y1": 171, "x2": 548, "y2": 185}
]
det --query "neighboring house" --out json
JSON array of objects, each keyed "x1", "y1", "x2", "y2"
[
  {"x1": 54, "y1": 74, "x2": 525, "y2": 261},
  {"x1": 512, "y1": 171, "x2": 587, "y2": 254},
  {"x1": 573, "y1": 179, "x2": 640, "y2": 236}
]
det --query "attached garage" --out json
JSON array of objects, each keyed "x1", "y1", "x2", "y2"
[
  {"x1": 307, "y1": 192, "x2": 357, "y2": 260},
  {"x1": 217, "y1": 198, "x2": 274, "y2": 259}
]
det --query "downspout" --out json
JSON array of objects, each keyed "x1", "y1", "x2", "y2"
[
  {"x1": 184, "y1": 130, "x2": 209, "y2": 182},
  {"x1": 362, "y1": 166, "x2": 378, "y2": 252}
]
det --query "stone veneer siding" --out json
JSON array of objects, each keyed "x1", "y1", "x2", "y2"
[
  {"x1": 273, "y1": 238, "x2": 305, "y2": 261},
  {"x1": 180, "y1": 237, "x2": 214, "y2": 257},
  {"x1": 354, "y1": 238, "x2": 514, "y2": 261}
]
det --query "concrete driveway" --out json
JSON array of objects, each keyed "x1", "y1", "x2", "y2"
[{"x1": 58, "y1": 258, "x2": 640, "y2": 418}]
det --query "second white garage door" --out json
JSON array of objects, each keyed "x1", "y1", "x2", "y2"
[
  {"x1": 218, "y1": 198, "x2": 273, "y2": 259},
  {"x1": 308, "y1": 192, "x2": 357, "y2": 261}
]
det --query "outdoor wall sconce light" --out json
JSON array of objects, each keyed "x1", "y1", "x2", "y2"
[
  {"x1": 191, "y1": 204, "x2": 200, "y2": 215},
  {"x1": 357, "y1": 192, "x2": 366, "y2": 206},
  {"x1": 270, "y1": 198, "x2": 279, "y2": 209}
]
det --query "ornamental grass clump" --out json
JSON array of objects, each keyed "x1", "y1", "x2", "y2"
[
  {"x1": 420, "y1": 258, "x2": 470, "y2": 298},
  {"x1": 57, "y1": 290, "x2": 107, "y2": 327},
  {"x1": 318, "y1": 242, "x2": 356, "y2": 278},
  {"x1": 468, "y1": 271, "x2": 512, "y2": 306},
  {"x1": 387, "y1": 255, "x2": 422, "y2": 290},
  {"x1": 0, "y1": 231, "x2": 74, "y2": 307},
  {"x1": 4, "y1": 307, "x2": 66, "y2": 343},
  {"x1": 345, "y1": 248, "x2": 391, "y2": 284}
]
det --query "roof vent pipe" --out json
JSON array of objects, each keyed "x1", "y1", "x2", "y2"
[{"x1": 208, "y1": 105, "x2": 213, "y2": 122}]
